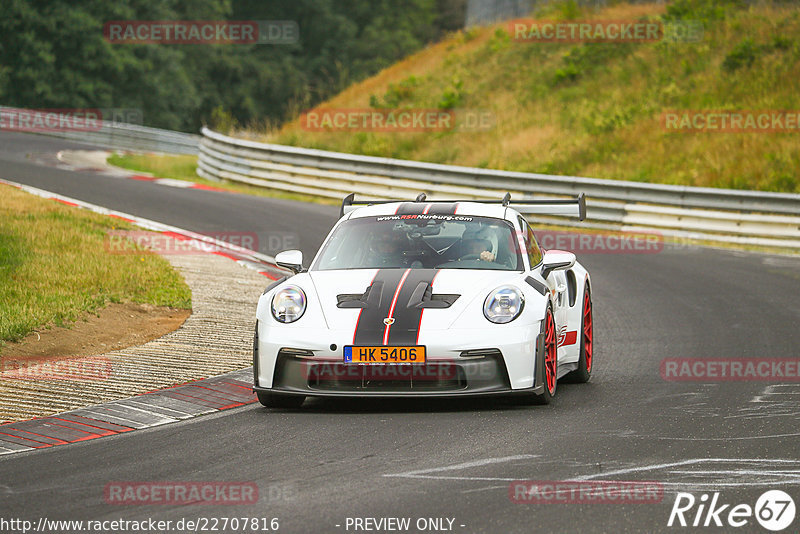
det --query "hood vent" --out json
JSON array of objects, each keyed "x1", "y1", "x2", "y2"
[
  {"x1": 336, "y1": 280, "x2": 458, "y2": 309},
  {"x1": 406, "y1": 281, "x2": 459, "y2": 309},
  {"x1": 337, "y1": 280, "x2": 384, "y2": 308}
]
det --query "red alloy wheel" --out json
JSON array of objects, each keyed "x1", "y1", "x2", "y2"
[
  {"x1": 544, "y1": 310, "x2": 557, "y2": 395},
  {"x1": 583, "y1": 291, "x2": 593, "y2": 373}
]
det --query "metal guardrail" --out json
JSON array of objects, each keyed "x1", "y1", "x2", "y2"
[
  {"x1": 198, "y1": 127, "x2": 800, "y2": 249},
  {"x1": 465, "y1": 0, "x2": 532, "y2": 27},
  {"x1": 0, "y1": 106, "x2": 199, "y2": 155}
]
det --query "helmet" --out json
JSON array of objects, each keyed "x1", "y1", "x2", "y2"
[{"x1": 369, "y1": 226, "x2": 407, "y2": 263}]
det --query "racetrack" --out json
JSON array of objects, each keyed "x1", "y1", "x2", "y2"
[{"x1": 1, "y1": 131, "x2": 799, "y2": 533}]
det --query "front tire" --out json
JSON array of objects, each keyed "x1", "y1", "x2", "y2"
[
  {"x1": 564, "y1": 286, "x2": 593, "y2": 383},
  {"x1": 257, "y1": 391, "x2": 305, "y2": 408}
]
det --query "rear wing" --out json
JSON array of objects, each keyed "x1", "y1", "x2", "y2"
[
  {"x1": 339, "y1": 192, "x2": 416, "y2": 217},
  {"x1": 340, "y1": 192, "x2": 586, "y2": 221},
  {"x1": 512, "y1": 194, "x2": 586, "y2": 221}
]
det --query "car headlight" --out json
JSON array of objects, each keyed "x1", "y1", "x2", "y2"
[
  {"x1": 483, "y1": 286, "x2": 524, "y2": 324},
  {"x1": 271, "y1": 285, "x2": 307, "y2": 323}
]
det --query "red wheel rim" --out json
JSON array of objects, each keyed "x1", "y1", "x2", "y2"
[
  {"x1": 544, "y1": 311, "x2": 557, "y2": 394},
  {"x1": 583, "y1": 291, "x2": 593, "y2": 373}
]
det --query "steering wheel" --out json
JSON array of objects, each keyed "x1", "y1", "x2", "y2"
[{"x1": 458, "y1": 254, "x2": 481, "y2": 261}]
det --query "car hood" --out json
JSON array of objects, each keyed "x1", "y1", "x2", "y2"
[{"x1": 308, "y1": 268, "x2": 522, "y2": 340}]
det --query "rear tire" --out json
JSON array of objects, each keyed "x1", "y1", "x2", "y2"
[
  {"x1": 257, "y1": 391, "x2": 305, "y2": 408},
  {"x1": 528, "y1": 307, "x2": 558, "y2": 405},
  {"x1": 564, "y1": 286, "x2": 593, "y2": 383}
]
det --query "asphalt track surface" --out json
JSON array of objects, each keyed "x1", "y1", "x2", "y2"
[{"x1": 1, "y1": 131, "x2": 799, "y2": 533}]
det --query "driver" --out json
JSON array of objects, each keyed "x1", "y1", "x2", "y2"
[
  {"x1": 460, "y1": 229, "x2": 496, "y2": 262},
  {"x1": 367, "y1": 225, "x2": 408, "y2": 266}
]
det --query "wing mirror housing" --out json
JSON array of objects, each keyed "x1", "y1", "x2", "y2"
[
  {"x1": 541, "y1": 250, "x2": 576, "y2": 279},
  {"x1": 275, "y1": 250, "x2": 304, "y2": 274}
]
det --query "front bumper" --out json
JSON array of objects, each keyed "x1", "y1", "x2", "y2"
[
  {"x1": 254, "y1": 325, "x2": 547, "y2": 398},
  {"x1": 268, "y1": 349, "x2": 509, "y2": 396}
]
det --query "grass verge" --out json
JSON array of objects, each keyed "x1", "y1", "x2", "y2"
[
  {"x1": 107, "y1": 153, "x2": 198, "y2": 181},
  {"x1": 0, "y1": 185, "x2": 192, "y2": 345},
  {"x1": 259, "y1": 0, "x2": 800, "y2": 193}
]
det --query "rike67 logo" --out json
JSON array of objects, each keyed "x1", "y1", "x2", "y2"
[{"x1": 668, "y1": 490, "x2": 796, "y2": 531}]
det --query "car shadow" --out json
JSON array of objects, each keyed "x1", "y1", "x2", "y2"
[{"x1": 264, "y1": 395, "x2": 551, "y2": 414}]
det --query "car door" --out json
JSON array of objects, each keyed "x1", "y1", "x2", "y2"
[{"x1": 518, "y1": 216, "x2": 569, "y2": 339}]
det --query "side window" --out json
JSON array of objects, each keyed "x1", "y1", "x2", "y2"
[{"x1": 518, "y1": 216, "x2": 543, "y2": 268}]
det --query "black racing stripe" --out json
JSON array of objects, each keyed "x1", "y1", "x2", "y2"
[
  {"x1": 426, "y1": 202, "x2": 458, "y2": 215},
  {"x1": 352, "y1": 269, "x2": 407, "y2": 345},
  {"x1": 395, "y1": 203, "x2": 424, "y2": 215},
  {"x1": 386, "y1": 269, "x2": 439, "y2": 345},
  {"x1": 395, "y1": 202, "x2": 458, "y2": 216}
]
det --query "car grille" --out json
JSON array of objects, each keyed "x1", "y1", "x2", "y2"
[{"x1": 307, "y1": 362, "x2": 467, "y2": 391}]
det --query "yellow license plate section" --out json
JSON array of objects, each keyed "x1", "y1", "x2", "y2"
[{"x1": 344, "y1": 346, "x2": 426, "y2": 364}]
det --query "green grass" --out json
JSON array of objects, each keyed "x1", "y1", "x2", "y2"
[
  {"x1": 254, "y1": 0, "x2": 800, "y2": 193},
  {"x1": 108, "y1": 153, "x2": 338, "y2": 205},
  {"x1": 107, "y1": 153, "x2": 199, "y2": 181},
  {"x1": 0, "y1": 185, "x2": 191, "y2": 345}
]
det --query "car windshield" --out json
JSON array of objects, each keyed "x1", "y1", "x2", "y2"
[{"x1": 312, "y1": 215, "x2": 523, "y2": 271}]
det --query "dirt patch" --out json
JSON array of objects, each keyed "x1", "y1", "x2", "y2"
[{"x1": 1, "y1": 302, "x2": 191, "y2": 359}]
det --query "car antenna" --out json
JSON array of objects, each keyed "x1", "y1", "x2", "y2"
[
  {"x1": 502, "y1": 193, "x2": 511, "y2": 206},
  {"x1": 415, "y1": 193, "x2": 427, "y2": 202}
]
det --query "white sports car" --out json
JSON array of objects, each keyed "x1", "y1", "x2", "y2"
[{"x1": 253, "y1": 193, "x2": 593, "y2": 407}]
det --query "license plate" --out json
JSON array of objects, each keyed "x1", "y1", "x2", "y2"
[{"x1": 344, "y1": 346, "x2": 426, "y2": 364}]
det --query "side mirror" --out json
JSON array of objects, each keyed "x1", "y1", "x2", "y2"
[
  {"x1": 275, "y1": 250, "x2": 303, "y2": 274},
  {"x1": 541, "y1": 250, "x2": 576, "y2": 279}
]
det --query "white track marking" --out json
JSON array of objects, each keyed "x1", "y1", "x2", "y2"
[
  {"x1": 727, "y1": 384, "x2": 800, "y2": 420},
  {"x1": 573, "y1": 458, "x2": 800, "y2": 481},
  {"x1": 385, "y1": 457, "x2": 800, "y2": 489},
  {"x1": 573, "y1": 459, "x2": 800, "y2": 489},
  {"x1": 460, "y1": 485, "x2": 511, "y2": 494},
  {"x1": 384, "y1": 455, "x2": 540, "y2": 480},
  {"x1": 762, "y1": 257, "x2": 800, "y2": 268},
  {"x1": 385, "y1": 475, "x2": 518, "y2": 482},
  {"x1": 648, "y1": 432, "x2": 800, "y2": 441},
  {"x1": 154, "y1": 178, "x2": 194, "y2": 188}
]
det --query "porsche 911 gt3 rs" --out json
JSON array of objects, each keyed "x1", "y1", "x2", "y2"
[{"x1": 253, "y1": 193, "x2": 593, "y2": 407}]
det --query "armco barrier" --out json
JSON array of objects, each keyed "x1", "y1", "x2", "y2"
[
  {"x1": 0, "y1": 106, "x2": 199, "y2": 155},
  {"x1": 198, "y1": 127, "x2": 800, "y2": 249}
]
